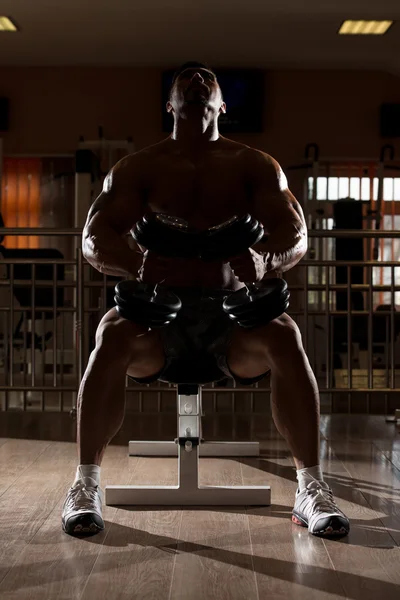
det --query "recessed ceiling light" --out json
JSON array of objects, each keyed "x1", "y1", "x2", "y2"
[
  {"x1": 0, "y1": 17, "x2": 18, "y2": 32},
  {"x1": 338, "y1": 20, "x2": 393, "y2": 35}
]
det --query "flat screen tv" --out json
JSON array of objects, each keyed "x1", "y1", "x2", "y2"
[{"x1": 161, "y1": 68, "x2": 265, "y2": 134}]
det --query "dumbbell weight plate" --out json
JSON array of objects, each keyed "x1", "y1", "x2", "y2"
[
  {"x1": 132, "y1": 214, "x2": 201, "y2": 258},
  {"x1": 223, "y1": 279, "x2": 290, "y2": 328},
  {"x1": 223, "y1": 279, "x2": 287, "y2": 314},
  {"x1": 114, "y1": 281, "x2": 182, "y2": 327},
  {"x1": 226, "y1": 291, "x2": 290, "y2": 328},
  {"x1": 116, "y1": 281, "x2": 182, "y2": 311},
  {"x1": 201, "y1": 214, "x2": 265, "y2": 262},
  {"x1": 114, "y1": 295, "x2": 178, "y2": 323}
]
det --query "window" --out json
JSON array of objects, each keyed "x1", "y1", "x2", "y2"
[
  {"x1": 308, "y1": 176, "x2": 400, "y2": 203},
  {"x1": 1, "y1": 158, "x2": 41, "y2": 249},
  {"x1": 307, "y1": 173, "x2": 400, "y2": 307}
]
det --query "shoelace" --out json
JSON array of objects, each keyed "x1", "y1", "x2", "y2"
[
  {"x1": 66, "y1": 482, "x2": 100, "y2": 512},
  {"x1": 301, "y1": 476, "x2": 338, "y2": 514}
]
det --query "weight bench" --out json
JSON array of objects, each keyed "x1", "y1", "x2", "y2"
[{"x1": 105, "y1": 382, "x2": 271, "y2": 506}]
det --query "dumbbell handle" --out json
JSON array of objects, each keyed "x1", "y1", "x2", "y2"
[{"x1": 243, "y1": 282, "x2": 259, "y2": 300}]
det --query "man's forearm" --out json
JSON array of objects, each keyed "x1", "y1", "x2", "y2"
[
  {"x1": 254, "y1": 225, "x2": 307, "y2": 274},
  {"x1": 82, "y1": 226, "x2": 143, "y2": 278}
]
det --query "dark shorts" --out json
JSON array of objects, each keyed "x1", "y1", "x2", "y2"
[{"x1": 129, "y1": 287, "x2": 270, "y2": 386}]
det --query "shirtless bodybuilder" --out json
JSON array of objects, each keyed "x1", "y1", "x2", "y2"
[{"x1": 62, "y1": 62, "x2": 350, "y2": 538}]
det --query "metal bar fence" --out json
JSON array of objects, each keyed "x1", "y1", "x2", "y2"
[{"x1": 0, "y1": 228, "x2": 399, "y2": 416}]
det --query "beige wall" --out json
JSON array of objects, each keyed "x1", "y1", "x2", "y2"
[{"x1": 1, "y1": 67, "x2": 400, "y2": 165}]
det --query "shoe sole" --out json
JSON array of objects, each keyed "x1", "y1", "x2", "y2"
[
  {"x1": 292, "y1": 512, "x2": 349, "y2": 537},
  {"x1": 62, "y1": 518, "x2": 104, "y2": 537}
]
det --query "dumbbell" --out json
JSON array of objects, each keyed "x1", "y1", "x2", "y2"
[
  {"x1": 222, "y1": 279, "x2": 290, "y2": 329},
  {"x1": 114, "y1": 281, "x2": 182, "y2": 329},
  {"x1": 200, "y1": 213, "x2": 265, "y2": 261},
  {"x1": 122, "y1": 212, "x2": 266, "y2": 329},
  {"x1": 131, "y1": 212, "x2": 266, "y2": 261},
  {"x1": 194, "y1": 214, "x2": 289, "y2": 329},
  {"x1": 118, "y1": 212, "x2": 289, "y2": 330},
  {"x1": 132, "y1": 213, "x2": 201, "y2": 258}
]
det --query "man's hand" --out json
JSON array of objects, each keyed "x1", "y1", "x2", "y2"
[
  {"x1": 137, "y1": 250, "x2": 171, "y2": 284},
  {"x1": 226, "y1": 248, "x2": 269, "y2": 283}
]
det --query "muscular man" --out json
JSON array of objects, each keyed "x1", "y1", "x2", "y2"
[{"x1": 62, "y1": 62, "x2": 349, "y2": 538}]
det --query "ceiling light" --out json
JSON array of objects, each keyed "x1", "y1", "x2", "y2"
[
  {"x1": 338, "y1": 20, "x2": 393, "y2": 35},
  {"x1": 0, "y1": 17, "x2": 18, "y2": 32}
]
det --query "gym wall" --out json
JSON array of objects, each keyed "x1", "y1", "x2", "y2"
[{"x1": 0, "y1": 67, "x2": 399, "y2": 162}]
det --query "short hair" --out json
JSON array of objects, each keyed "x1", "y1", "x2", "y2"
[{"x1": 171, "y1": 61, "x2": 215, "y2": 86}]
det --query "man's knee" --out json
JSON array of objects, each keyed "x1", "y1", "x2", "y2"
[{"x1": 259, "y1": 314, "x2": 303, "y2": 361}]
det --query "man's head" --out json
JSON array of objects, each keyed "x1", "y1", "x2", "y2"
[{"x1": 166, "y1": 61, "x2": 226, "y2": 121}]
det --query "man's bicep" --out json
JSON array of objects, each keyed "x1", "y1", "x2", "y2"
[
  {"x1": 250, "y1": 152, "x2": 306, "y2": 234},
  {"x1": 267, "y1": 189, "x2": 306, "y2": 234},
  {"x1": 85, "y1": 157, "x2": 145, "y2": 235},
  {"x1": 85, "y1": 188, "x2": 144, "y2": 235}
]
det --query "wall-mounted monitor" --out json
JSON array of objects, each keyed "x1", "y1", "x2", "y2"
[{"x1": 161, "y1": 69, "x2": 265, "y2": 134}]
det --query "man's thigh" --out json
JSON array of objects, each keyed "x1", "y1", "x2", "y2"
[{"x1": 224, "y1": 314, "x2": 297, "y2": 381}]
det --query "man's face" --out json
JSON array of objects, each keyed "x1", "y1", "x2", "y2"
[{"x1": 167, "y1": 68, "x2": 226, "y2": 117}]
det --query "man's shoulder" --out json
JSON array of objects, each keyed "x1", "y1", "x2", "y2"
[
  {"x1": 239, "y1": 146, "x2": 275, "y2": 165},
  {"x1": 217, "y1": 138, "x2": 274, "y2": 162},
  {"x1": 230, "y1": 145, "x2": 280, "y2": 178},
  {"x1": 108, "y1": 140, "x2": 169, "y2": 180},
  {"x1": 116, "y1": 139, "x2": 169, "y2": 164},
  {"x1": 133, "y1": 138, "x2": 171, "y2": 159}
]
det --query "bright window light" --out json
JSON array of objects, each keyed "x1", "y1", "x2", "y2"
[
  {"x1": 338, "y1": 20, "x2": 393, "y2": 35},
  {"x1": 0, "y1": 17, "x2": 18, "y2": 32},
  {"x1": 308, "y1": 176, "x2": 400, "y2": 201}
]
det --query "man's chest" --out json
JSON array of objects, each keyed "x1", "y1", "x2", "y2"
[{"x1": 145, "y1": 155, "x2": 253, "y2": 228}]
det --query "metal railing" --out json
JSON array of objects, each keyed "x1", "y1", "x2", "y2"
[{"x1": 0, "y1": 228, "x2": 399, "y2": 416}]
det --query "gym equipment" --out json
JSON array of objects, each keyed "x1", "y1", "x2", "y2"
[
  {"x1": 131, "y1": 212, "x2": 265, "y2": 261},
  {"x1": 114, "y1": 280, "x2": 182, "y2": 328},
  {"x1": 201, "y1": 214, "x2": 264, "y2": 261},
  {"x1": 130, "y1": 212, "x2": 289, "y2": 330},
  {"x1": 223, "y1": 279, "x2": 290, "y2": 329},
  {"x1": 105, "y1": 382, "x2": 271, "y2": 506},
  {"x1": 131, "y1": 213, "x2": 244, "y2": 257},
  {"x1": 373, "y1": 145, "x2": 400, "y2": 260},
  {"x1": 0, "y1": 246, "x2": 65, "y2": 347},
  {"x1": 333, "y1": 200, "x2": 364, "y2": 312},
  {"x1": 132, "y1": 214, "x2": 201, "y2": 258}
]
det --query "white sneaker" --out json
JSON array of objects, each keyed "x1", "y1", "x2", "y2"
[
  {"x1": 62, "y1": 476, "x2": 105, "y2": 537},
  {"x1": 292, "y1": 478, "x2": 350, "y2": 537}
]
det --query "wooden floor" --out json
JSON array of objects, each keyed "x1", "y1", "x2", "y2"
[{"x1": 0, "y1": 415, "x2": 400, "y2": 600}]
